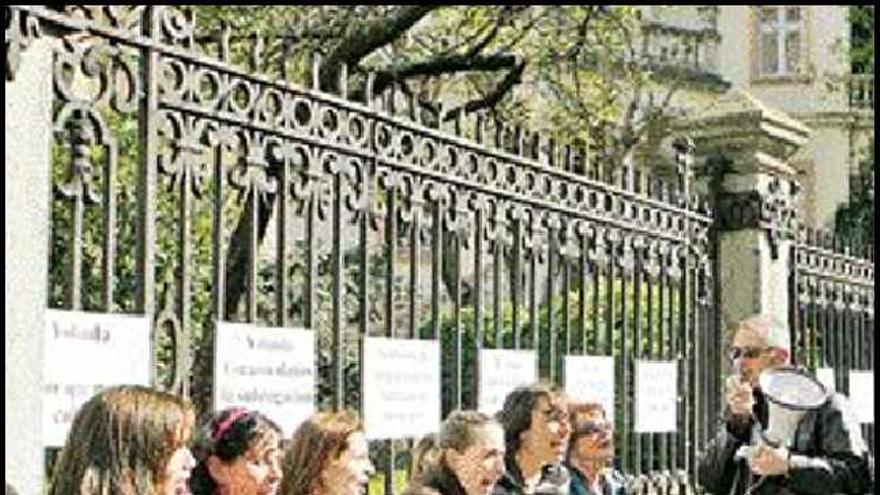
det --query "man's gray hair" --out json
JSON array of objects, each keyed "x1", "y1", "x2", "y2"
[
  {"x1": 736, "y1": 314, "x2": 790, "y2": 351},
  {"x1": 438, "y1": 410, "x2": 500, "y2": 452}
]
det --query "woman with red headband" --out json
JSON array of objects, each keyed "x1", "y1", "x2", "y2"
[{"x1": 190, "y1": 407, "x2": 284, "y2": 495}]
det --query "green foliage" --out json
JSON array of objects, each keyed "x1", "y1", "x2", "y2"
[
  {"x1": 833, "y1": 144, "x2": 874, "y2": 253},
  {"x1": 419, "y1": 274, "x2": 680, "y2": 417},
  {"x1": 50, "y1": 95, "x2": 242, "y2": 415},
  {"x1": 850, "y1": 6, "x2": 874, "y2": 74},
  {"x1": 833, "y1": 7, "x2": 874, "y2": 253},
  {"x1": 191, "y1": 6, "x2": 653, "y2": 155},
  {"x1": 368, "y1": 469, "x2": 409, "y2": 495}
]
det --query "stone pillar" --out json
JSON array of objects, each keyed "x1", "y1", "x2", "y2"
[
  {"x1": 5, "y1": 36, "x2": 54, "y2": 494},
  {"x1": 680, "y1": 90, "x2": 809, "y2": 364}
]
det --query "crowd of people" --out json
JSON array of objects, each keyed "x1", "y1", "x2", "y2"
[{"x1": 43, "y1": 315, "x2": 873, "y2": 495}]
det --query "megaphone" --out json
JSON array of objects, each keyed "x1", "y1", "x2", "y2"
[
  {"x1": 733, "y1": 367, "x2": 829, "y2": 495},
  {"x1": 759, "y1": 366, "x2": 828, "y2": 448}
]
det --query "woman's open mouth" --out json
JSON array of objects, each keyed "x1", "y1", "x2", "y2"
[
  {"x1": 356, "y1": 478, "x2": 369, "y2": 495},
  {"x1": 173, "y1": 481, "x2": 191, "y2": 495},
  {"x1": 479, "y1": 476, "x2": 498, "y2": 494}
]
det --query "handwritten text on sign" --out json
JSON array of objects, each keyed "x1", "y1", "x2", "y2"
[
  {"x1": 214, "y1": 322, "x2": 315, "y2": 437},
  {"x1": 848, "y1": 371, "x2": 874, "y2": 424},
  {"x1": 635, "y1": 360, "x2": 678, "y2": 433},
  {"x1": 479, "y1": 349, "x2": 537, "y2": 415},
  {"x1": 43, "y1": 310, "x2": 151, "y2": 447},
  {"x1": 564, "y1": 355, "x2": 615, "y2": 419},
  {"x1": 363, "y1": 337, "x2": 440, "y2": 440}
]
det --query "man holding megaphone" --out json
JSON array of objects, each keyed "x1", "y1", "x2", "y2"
[{"x1": 697, "y1": 314, "x2": 874, "y2": 495}]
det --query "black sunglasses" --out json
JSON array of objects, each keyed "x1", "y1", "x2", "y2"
[
  {"x1": 729, "y1": 347, "x2": 769, "y2": 360},
  {"x1": 573, "y1": 420, "x2": 612, "y2": 438}
]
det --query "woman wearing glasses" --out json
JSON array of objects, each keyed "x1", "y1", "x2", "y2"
[{"x1": 566, "y1": 403, "x2": 627, "y2": 495}]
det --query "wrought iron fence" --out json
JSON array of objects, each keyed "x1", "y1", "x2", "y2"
[
  {"x1": 790, "y1": 228, "x2": 875, "y2": 456},
  {"x1": 9, "y1": 5, "x2": 762, "y2": 495}
]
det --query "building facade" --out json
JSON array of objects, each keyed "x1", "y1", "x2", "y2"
[{"x1": 638, "y1": 5, "x2": 873, "y2": 229}]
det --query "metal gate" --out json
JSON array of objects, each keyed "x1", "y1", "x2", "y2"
[{"x1": 13, "y1": 6, "x2": 726, "y2": 493}]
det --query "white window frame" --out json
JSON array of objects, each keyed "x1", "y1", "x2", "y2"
[{"x1": 756, "y1": 6, "x2": 804, "y2": 77}]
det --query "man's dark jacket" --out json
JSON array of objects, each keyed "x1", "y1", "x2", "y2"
[{"x1": 697, "y1": 388, "x2": 874, "y2": 495}]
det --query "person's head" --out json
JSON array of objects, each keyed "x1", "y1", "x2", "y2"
[
  {"x1": 281, "y1": 411, "x2": 374, "y2": 495},
  {"x1": 410, "y1": 433, "x2": 441, "y2": 482},
  {"x1": 190, "y1": 408, "x2": 283, "y2": 495},
  {"x1": 567, "y1": 403, "x2": 613, "y2": 468},
  {"x1": 47, "y1": 385, "x2": 196, "y2": 495},
  {"x1": 436, "y1": 411, "x2": 505, "y2": 495},
  {"x1": 730, "y1": 314, "x2": 791, "y2": 386},
  {"x1": 496, "y1": 383, "x2": 571, "y2": 467}
]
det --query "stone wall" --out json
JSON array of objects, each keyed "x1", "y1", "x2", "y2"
[{"x1": 5, "y1": 37, "x2": 54, "y2": 495}]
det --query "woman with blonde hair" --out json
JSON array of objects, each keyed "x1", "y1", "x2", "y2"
[
  {"x1": 47, "y1": 384, "x2": 197, "y2": 495},
  {"x1": 281, "y1": 410, "x2": 374, "y2": 495},
  {"x1": 403, "y1": 410, "x2": 505, "y2": 495}
]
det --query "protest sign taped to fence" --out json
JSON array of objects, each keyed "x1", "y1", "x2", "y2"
[
  {"x1": 214, "y1": 322, "x2": 315, "y2": 436},
  {"x1": 43, "y1": 309, "x2": 151, "y2": 447},
  {"x1": 363, "y1": 337, "x2": 440, "y2": 440},
  {"x1": 634, "y1": 360, "x2": 678, "y2": 432},
  {"x1": 478, "y1": 349, "x2": 537, "y2": 415},
  {"x1": 564, "y1": 355, "x2": 615, "y2": 419},
  {"x1": 848, "y1": 371, "x2": 874, "y2": 424},
  {"x1": 815, "y1": 367, "x2": 836, "y2": 392}
]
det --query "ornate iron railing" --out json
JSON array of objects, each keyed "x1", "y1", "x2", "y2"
[
  {"x1": 791, "y1": 228, "x2": 874, "y2": 455},
  {"x1": 11, "y1": 6, "x2": 725, "y2": 494},
  {"x1": 848, "y1": 73, "x2": 874, "y2": 110}
]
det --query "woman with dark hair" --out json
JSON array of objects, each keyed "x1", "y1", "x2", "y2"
[
  {"x1": 494, "y1": 383, "x2": 571, "y2": 495},
  {"x1": 190, "y1": 407, "x2": 283, "y2": 495},
  {"x1": 281, "y1": 410, "x2": 375, "y2": 495},
  {"x1": 47, "y1": 385, "x2": 197, "y2": 495},
  {"x1": 403, "y1": 410, "x2": 506, "y2": 495}
]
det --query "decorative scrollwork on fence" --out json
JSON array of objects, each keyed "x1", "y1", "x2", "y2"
[
  {"x1": 61, "y1": 6, "x2": 146, "y2": 32},
  {"x1": 715, "y1": 176, "x2": 800, "y2": 259},
  {"x1": 6, "y1": 6, "x2": 42, "y2": 81},
  {"x1": 54, "y1": 37, "x2": 139, "y2": 113},
  {"x1": 15, "y1": 5, "x2": 752, "y2": 488}
]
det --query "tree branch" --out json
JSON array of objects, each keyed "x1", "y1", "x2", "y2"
[
  {"x1": 566, "y1": 6, "x2": 598, "y2": 61},
  {"x1": 464, "y1": 16, "x2": 503, "y2": 57},
  {"x1": 370, "y1": 53, "x2": 519, "y2": 97},
  {"x1": 442, "y1": 59, "x2": 526, "y2": 120},
  {"x1": 318, "y1": 5, "x2": 438, "y2": 90}
]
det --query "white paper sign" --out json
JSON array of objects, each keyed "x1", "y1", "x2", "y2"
[
  {"x1": 478, "y1": 349, "x2": 537, "y2": 415},
  {"x1": 43, "y1": 309, "x2": 152, "y2": 447},
  {"x1": 214, "y1": 322, "x2": 315, "y2": 436},
  {"x1": 634, "y1": 360, "x2": 678, "y2": 432},
  {"x1": 848, "y1": 371, "x2": 874, "y2": 424},
  {"x1": 564, "y1": 355, "x2": 615, "y2": 419},
  {"x1": 363, "y1": 337, "x2": 441, "y2": 440},
  {"x1": 816, "y1": 367, "x2": 836, "y2": 393}
]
